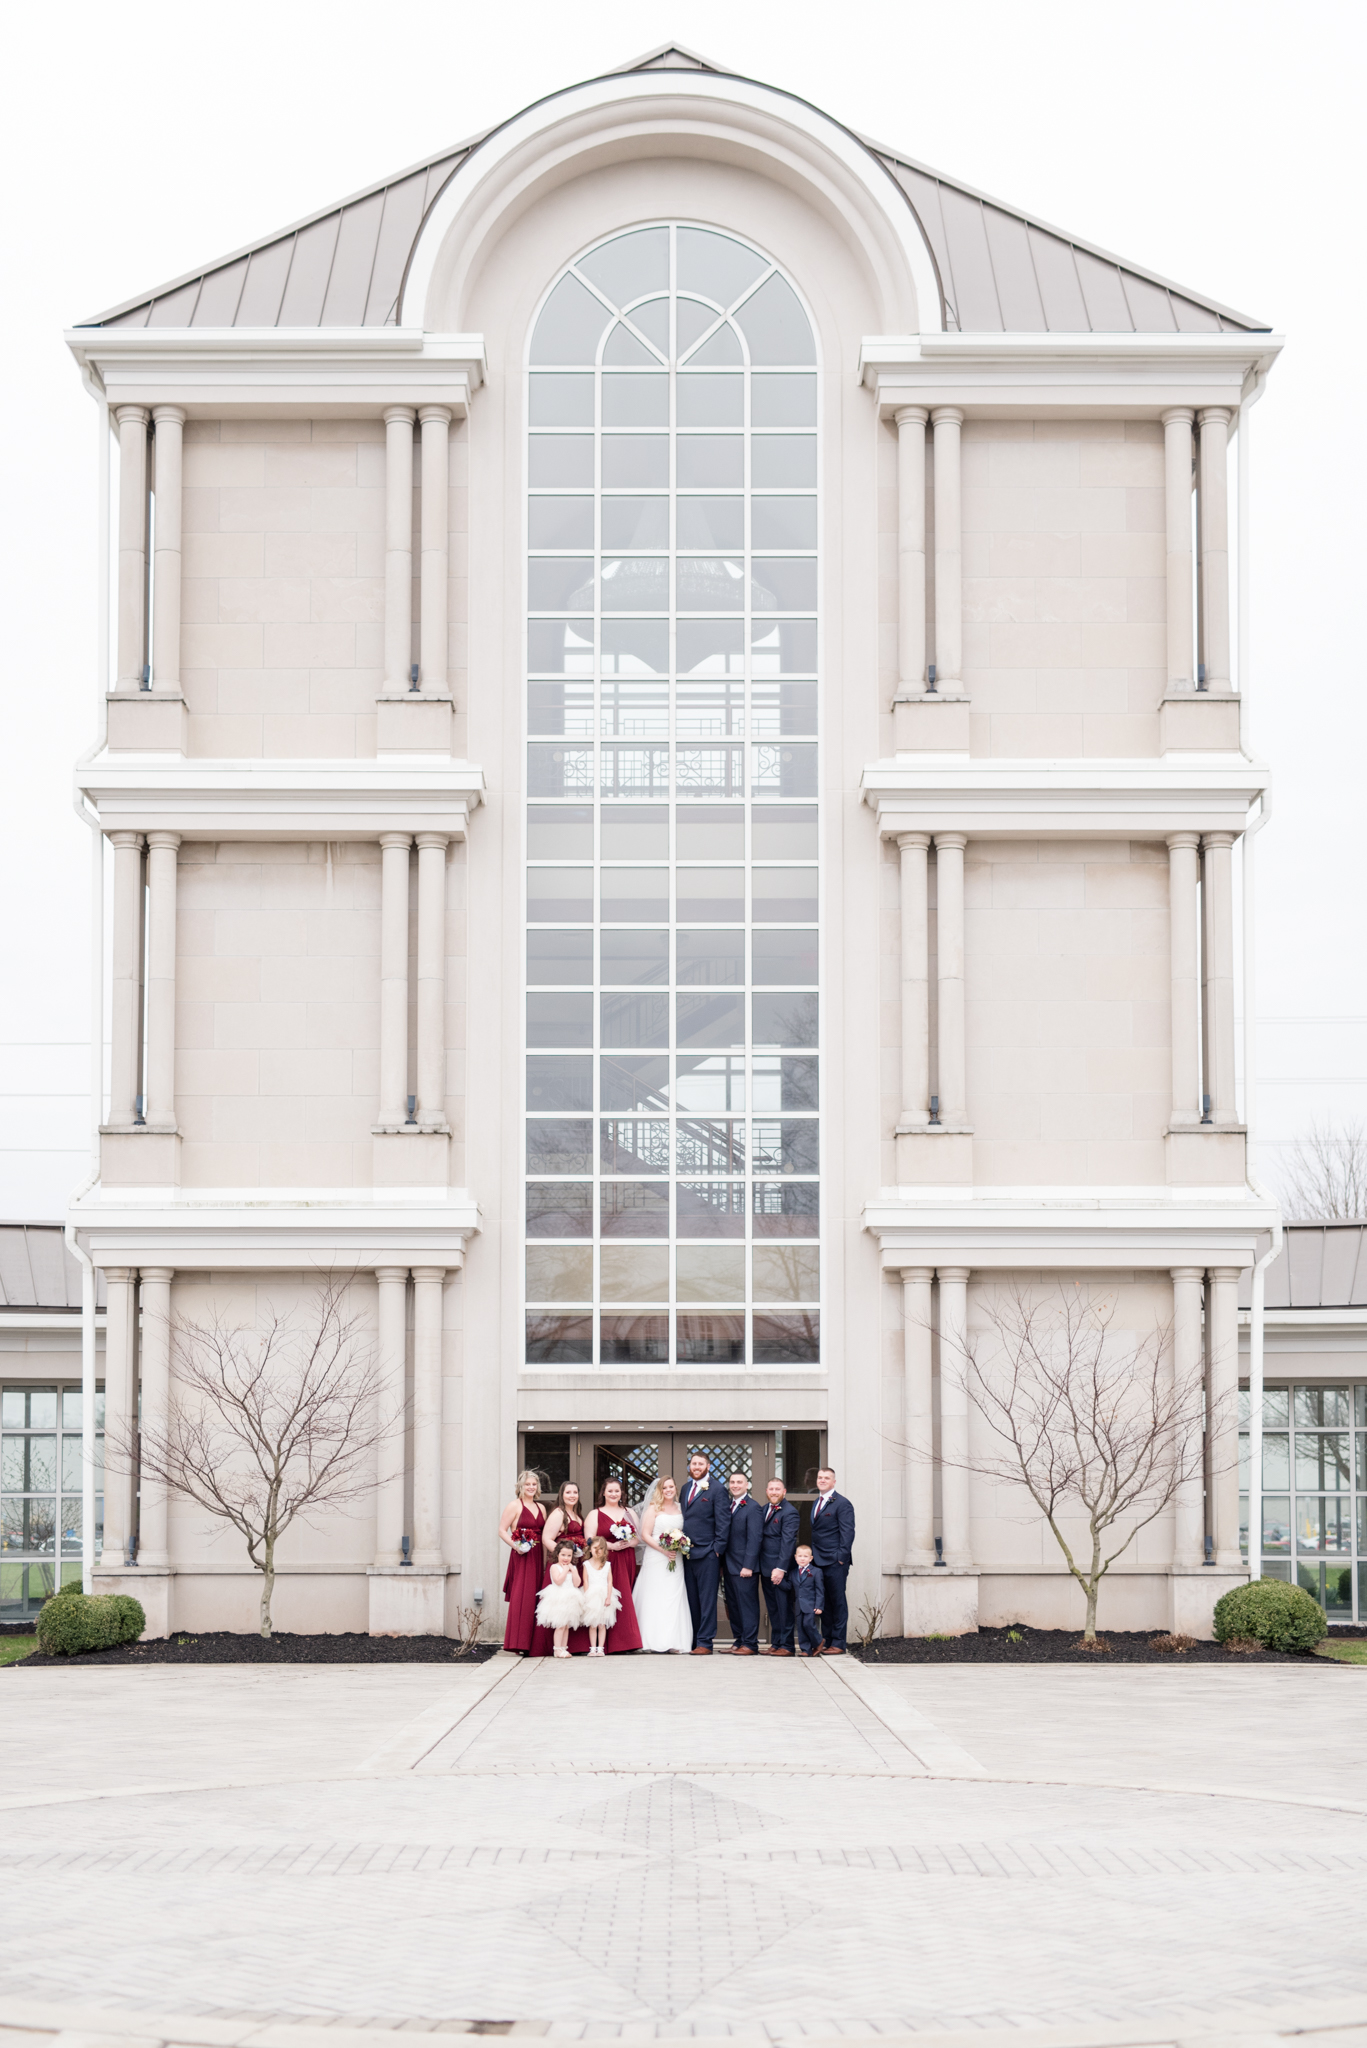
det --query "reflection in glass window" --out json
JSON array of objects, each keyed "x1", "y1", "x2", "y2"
[{"x1": 1241, "y1": 1386, "x2": 1367, "y2": 1623}]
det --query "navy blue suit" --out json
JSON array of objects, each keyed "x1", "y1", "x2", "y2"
[
  {"x1": 721, "y1": 1493, "x2": 763, "y2": 1650},
  {"x1": 680, "y1": 1474, "x2": 728, "y2": 1648},
  {"x1": 808, "y1": 1487, "x2": 855, "y2": 1649},
  {"x1": 792, "y1": 1561, "x2": 826, "y2": 1653},
  {"x1": 758, "y1": 1498, "x2": 799, "y2": 1649}
]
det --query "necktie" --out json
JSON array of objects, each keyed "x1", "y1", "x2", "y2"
[
  {"x1": 764, "y1": 1507, "x2": 773, "y2": 1522},
  {"x1": 688, "y1": 1482, "x2": 697, "y2": 1503},
  {"x1": 815, "y1": 1494, "x2": 826, "y2": 1517}
]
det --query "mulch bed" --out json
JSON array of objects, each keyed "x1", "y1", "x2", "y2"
[
  {"x1": 7, "y1": 1629, "x2": 501, "y2": 1668},
  {"x1": 855, "y1": 1626, "x2": 1367, "y2": 1664}
]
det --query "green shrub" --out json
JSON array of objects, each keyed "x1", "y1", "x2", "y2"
[
  {"x1": 34, "y1": 1591, "x2": 140, "y2": 1657},
  {"x1": 1214, "y1": 1579, "x2": 1327, "y2": 1654}
]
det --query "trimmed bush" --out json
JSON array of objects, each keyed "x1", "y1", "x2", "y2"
[
  {"x1": 1214, "y1": 1579, "x2": 1327, "y2": 1654},
  {"x1": 34, "y1": 1591, "x2": 143, "y2": 1657}
]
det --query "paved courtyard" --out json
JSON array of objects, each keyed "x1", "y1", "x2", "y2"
[{"x1": 2, "y1": 1651, "x2": 1367, "y2": 2046}]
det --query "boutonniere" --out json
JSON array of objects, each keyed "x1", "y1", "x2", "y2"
[{"x1": 696, "y1": 1479, "x2": 709, "y2": 1490}]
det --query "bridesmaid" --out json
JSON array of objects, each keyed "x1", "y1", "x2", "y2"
[
  {"x1": 585, "y1": 1478, "x2": 643, "y2": 1654},
  {"x1": 498, "y1": 1470, "x2": 546, "y2": 1654},
  {"x1": 532, "y1": 1480, "x2": 589, "y2": 1657}
]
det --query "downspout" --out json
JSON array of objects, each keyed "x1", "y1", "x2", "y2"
[
  {"x1": 1235, "y1": 358, "x2": 1280, "y2": 1585},
  {"x1": 64, "y1": 362, "x2": 112, "y2": 1595}
]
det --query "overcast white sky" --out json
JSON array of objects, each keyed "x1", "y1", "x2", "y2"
[{"x1": 1, "y1": 0, "x2": 1363, "y2": 1216}]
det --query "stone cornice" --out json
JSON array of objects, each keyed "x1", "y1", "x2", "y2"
[
  {"x1": 77, "y1": 752, "x2": 485, "y2": 840},
  {"x1": 862, "y1": 753, "x2": 1268, "y2": 839},
  {"x1": 65, "y1": 328, "x2": 486, "y2": 415},
  {"x1": 69, "y1": 1185, "x2": 481, "y2": 1271},
  {"x1": 865, "y1": 1185, "x2": 1279, "y2": 1270},
  {"x1": 860, "y1": 330, "x2": 1283, "y2": 414}
]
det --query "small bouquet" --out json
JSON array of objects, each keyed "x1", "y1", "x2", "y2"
[
  {"x1": 659, "y1": 1530, "x2": 692, "y2": 1573},
  {"x1": 513, "y1": 1537, "x2": 537, "y2": 1555},
  {"x1": 609, "y1": 1520, "x2": 635, "y2": 1544}
]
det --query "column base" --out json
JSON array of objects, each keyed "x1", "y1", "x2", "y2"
[
  {"x1": 1165, "y1": 1125, "x2": 1246, "y2": 1184},
  {"x1": 368, "y1": 1566, "x2": 449, "y2": 1636},
  {"x1": 1169, "y1": 1565, "x2": 1247, "y2": 1640},
  {"x1": 106, "y1": 690, "x2": 188, "y2": 753},
  {"x1": 99, "y1": 1128, "x2": 181, "y2": 1186},
  {"x1": 895, "y1": 1127, "x2": 974, "y2": 1185},
  {"x1": 898, "y1": 1565, "x2": 979, "y2": 1637},
  {"x1": 376, "y1": 693, "x2": 454, "y2": 754},
  {"x1": 1160, "y1": 690, "x2": 1240, "y2": 753},
  {"x1": 893, "y1": 692, "x2": 970, "y2": 755},
  {"x1": 92, "y1": 1566, "x2": 173, "y2": 1640},
  {"x1": 371, "y1": 1129, "x2": 451, "y2": 1185}
]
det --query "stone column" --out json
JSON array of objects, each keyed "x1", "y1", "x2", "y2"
[
  {"x1": 410, "y1": 1267, "x2": 446, "y2": 1568},
  {"x1": 900, "y1": 1268, "x2": 936, "y2": 1566},
  {"x1": 1161, "y1": 407, "x2": 1195, "y2": 692},
  {"x1": 115, "y1": 405, "x2": 149, "y2": 690},
  {"x1": 1167, "y1": 832, "x2": 1201, "y2": 1128},
  {"x1": 415, "y1": 833, "x2": 449, "y2": 1129},
  {"x1": 1197, "y1": 408, "x2": 1232, "y2": 692},
  {"x1": 137, "y1": 1268, "x2": 174, "y2": 1568},
  {"x1": 384, "y1": 406, "x2": 416, "y2": 692},
  {"x1": 895, "y1": 407, "x2": 928, "y2": 696},
  {"x1": 937, "y1": 1268, "x2": 972, "y2": 1567},
  {"x1": 1202, "y1": 832, "x2": 1237, "y2": 1122},
  {"x1": 109, "y1": 832, "x2": 145, "y2": 1127},
  {"x1": 377, "y1": 833, "x2": 412, "y2": 1129},
  {"x1": 1170, "y1": 1267, "x2": 1207, "y2": 1567},
  {"x1": 373, "y1": 1267, "x2": 409, "y2": 1567},
  {"x1": 896, "y1": 833, "x2": 931, "y2": 1130},
  {"x1": 1207, "y1": 1267, "x2": 1242, "y2": 1567},
  {"x1": 150, "y1": 405, "x2": 185, "y2": 692},
  {"x1": 419, "y1": 406, "x2": 451, "y2": 693},
  {"x1": 143, "y1": 832, "x2": 180, "y2": 1131},
  {"x1": 930, "y1": 408, "x2": 964, "y2": 689},
  {"x1": 934, "y1": 834, "x2": 967, "y2": 1127},
  {"x1": 100, "y1": 1269, "x2": 138, "y2": 1566}
]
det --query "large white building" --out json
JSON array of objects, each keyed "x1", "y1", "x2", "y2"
[{"x1": 39, "y1": 45, "x2": 1325, "y2": 1640}]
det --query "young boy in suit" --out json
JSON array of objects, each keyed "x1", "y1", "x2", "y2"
[{"x1": 791, "y1": 1544, "x2": 825, "y2": 1656}]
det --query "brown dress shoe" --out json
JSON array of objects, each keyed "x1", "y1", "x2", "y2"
[
  {"x1": 822, "y1": 1645, "x2": 845, "y2": 1656},
  {"x1": 732, "y1": 1644, "x2": 755, "y2": 1655},
  {"x1": 690, "y1": 1645, "x2": 713, "y2": 1655},
  {"x1": 769, "y1": 1647, "x2": 793, "y2": 1657}
]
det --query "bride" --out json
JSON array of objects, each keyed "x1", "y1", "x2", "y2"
[{"x1": 633, "y1": 1475, "x2": 695, "y2": 1654}]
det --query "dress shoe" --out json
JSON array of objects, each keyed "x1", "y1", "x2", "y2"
[
  {"x1": 690, "y1": 1645, "x2": 713, "y2": 1655},
  {"x1": 822, "y1": 1645, "x2": 846, "y2": 1656},
  {"x1": 769, "y1": 1647, "x2": 793, "y2": 1657},
  {"x1": 732, "y1": 1644, "x2": 755, "y2": 1655}
]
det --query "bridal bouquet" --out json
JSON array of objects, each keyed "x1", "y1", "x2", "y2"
[
  {"x1": 608, "y1": 1520, "x2": 634, "y2": 1543},
  {"x1": 513, "y1": 1536, "x2": 537, "y2": 1555},
  {"x1": 659, "y1": 1530, "x2": 692, "y2": 1573}
]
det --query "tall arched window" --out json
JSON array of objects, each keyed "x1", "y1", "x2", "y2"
[{"x1": 523, "y1": 223, "x2": 819, "y2": 1371}]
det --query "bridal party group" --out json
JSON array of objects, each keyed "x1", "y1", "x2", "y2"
[{"x1": 498, "y1": 1454, "x2": 857, "y2": 1658}]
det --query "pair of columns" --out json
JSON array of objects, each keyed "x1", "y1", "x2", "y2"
[
  {"x1": 384, "y1": 405, "x2": 451, "y2": 695},
  {"x1": 374, "y1": 1266, "x2": 449, "y2": 1569},
  {"x1": 100, "y1": 1267, "x2": 173, "y2": 1568},
  {"x1": 115, "y1": 404, "x2": 185, "y2": 694},
  {"x1": 1172, "y1": 1266, "x2": 1241, "y2": 1568},
  {"x1": 896, "y1": 1267, "x2": 972, "y2": 1568},
  {"x1": 1166, "y1": 830, "x2": 1237, "y2": 1127},
  {"x1": 1161, "y1": 406, "x2": 1231, "y2": 694},
  {"x1": 895, "y1": 832, "x2": 968, "y2": 1131},
  {"x1": 894, "y1": 406, "x2": 963, "y2": 698},
  {"x1": 107, "y1": 830, "x2": 179, "y2": 1130},
  {"x1": 377, "y1": 832, "x2": 450, "y2": 1132}
]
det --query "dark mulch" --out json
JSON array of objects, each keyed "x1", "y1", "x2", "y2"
[
  {"x1": 11, "y1": 1630, "x2": 501, "y2": 1668},
  {"x1": 855, "y1": 1626, "x2": 1367, "y2": 1665}
]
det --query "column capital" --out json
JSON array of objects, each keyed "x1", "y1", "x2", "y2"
[
  {"x1": 1202, "y1": 830, "x2": 1236, "y2": 852},
  {"x1": 897, "y1": 1266, "x2": 936, "y2": 1284},
  {"x1": 140, "y1": 1266, "x2": 175, "y2": 1284},
  {"x1": 383, "y1": 404, "x2": 416, "y2": 426},
  {"x1": 415, "y1": 831, "x2": 449, "y2": 853},
  {"x1": 151, "y1": 404, "x2": 186, "y2": 428},
  {"x1": 937, "y1": 1265, "x2": 971, "y2": 1284},
  {"x1": 1166, "y1": 830, "x2": 1201, "y2": 851},
  {"x1": 1160, "y1": 406, "x2": 1195, "y2": 427},
  {"x1": 114, "y1": 404, "x2": 149, "y2": 429},
  {"x1": 102, "y1": 1266, "x2": 138, "y2": 1285},
  {"x1": 1207, "y1": 1264, "x2": 1243, "y2": 1282},
  {"x1": 1170, "y1": 1266, "x2": 1206, "y2": 1283},
  {"x1": 893, "y1": 405, "x2": 928, "y2": 428},
  {"x1": 418, "y1": 404, "x2": 452, "y2": 427},
  {"x1": 108, "y1": 829, "x2": 144, "y2": 852},
  {"x1": 374, "y1": 1264, "x2": 410, "y2": 1284},
  {"x1": 410, "y1": 1264, "x2": 448, "y2": 1283},
  {"x1": 1197, "y1": 407, "x2": 1232, "y2": 429},
  {"x1": 145, "y1": 830, "x2": 181, "y2": 853},
  {"x1": 379, "y1": 830, "x2": 413, "y2": 852},
  {"x1": 930, "y1": 405, "x2": 965, "y2": 427},
  {"x1": 896, "y1": 830, "x2": 931, "y2": 853},
  {"x1": 933, "y1": 831, "x2": 967, "y2": 852}
]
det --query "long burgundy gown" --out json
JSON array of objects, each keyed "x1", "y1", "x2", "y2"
[
  {"x1": 531, "y1": 1512, "x2": 590, "y2": 1656},
  {"x1": 594, "y1": 1508, "x2": 643, "y2": 1653},
  {"x1": 501, "y1": 1503, "x2": 546, "y2": 1653}
]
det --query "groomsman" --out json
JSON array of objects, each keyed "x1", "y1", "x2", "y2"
[
  {"x1": 809, "y1": 1466, "x2": 855, "y2": 1654},
  {"x1": 681, "y1": 1451, "x2": 728, "y2": 1655},
  {"x1": 721, "y1": 1470, "x2": 763, "y2": 1654},
  {"x1": 758, "y1": 1477, "x2": 799, "y2": 1655}
]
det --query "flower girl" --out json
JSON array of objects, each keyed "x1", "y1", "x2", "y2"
[
  {"x1": 535, "y1": 1541, "x2": 583, "y2": 1658},
  {"x1": 579, "y1": 1535, "x2": 622, "y2": 1656}
]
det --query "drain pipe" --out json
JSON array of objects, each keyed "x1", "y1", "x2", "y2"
[{"x1": 64, "y1": 366, "x2": 112, "y2": 1595}]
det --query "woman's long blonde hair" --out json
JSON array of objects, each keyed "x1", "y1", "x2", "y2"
[{"x1": 515, "y1": 1469, "x2": 543, "y2": 1500}]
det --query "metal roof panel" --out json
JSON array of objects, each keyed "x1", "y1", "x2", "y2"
[
  {"x1": 981, "y1": 205, "x2": 1047, "y2": 331},
  {"x1": 193, "y1": 255, "x2": 249, "y2": 326},
  {"x1": 277, "y1": 213, "x2": 341, "y2": 326},
  {"x1": 235, "y1": 237, "x2": 294, "y2": 326},
  {"x1": 936, "y1": 185, "x2": 1002, "y2": 330},
  {"x1": 1074, "y1": 247, "x2": 1134, "y2": 331},
  {"x1": 320, "y1": 192, "x2": 385, "y2": 327},
  {"x1": 1121, "y1": 271, "x2": 1179, "y2": 333},
  {"x1": 1319, "y1": 1226, "x2": 1363, "y2": 1307},
  {"x1": 363, "y1": 168, "x2": 439, "y2": 327},
  {"x1": 1026, "y1": 224, "x2": 1090, "y2": 331},
  {"x1": 1286, "y1": 1227, "x2": 1325, "y2": 1308}
]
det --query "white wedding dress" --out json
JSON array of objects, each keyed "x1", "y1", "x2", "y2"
[{"x1": 633, "y1": 1508, "x2": 694, "y2": 1653}]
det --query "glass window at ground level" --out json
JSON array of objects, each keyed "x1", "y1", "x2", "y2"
[
  {"x1": 1240, "y1": 1385, "x2": 1367, "y2": 1622},
  {"x1": 1, "y1": 1385, "x2": 104, "y2": 1619}
]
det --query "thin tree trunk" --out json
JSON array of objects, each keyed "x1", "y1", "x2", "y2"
[{"x1": 260, "y1": 1526, "x2": 276, "y2": 1638}]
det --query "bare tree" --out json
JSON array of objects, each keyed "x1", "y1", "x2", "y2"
[
  {"x1": 938, "y1": 1286, "x2": 1211, "y2": 1641},
  {"x1": 1280, "y1": 1118, "x2": 1367, "y2": 1222},
  {"x1": 112, "y1": 1281, "x2": 393, "y2": 1638}
]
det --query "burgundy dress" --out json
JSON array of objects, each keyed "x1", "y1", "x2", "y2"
[
  {"x1": 532, "y1": 1512, "x2": 590, "y2": 1656},
  {"x1": 594, "y1": 1508, "x2": 643, "y2": 1653},
  {"x1": 501, "y1": 1503, "x2": 546, "y2": 1653}
]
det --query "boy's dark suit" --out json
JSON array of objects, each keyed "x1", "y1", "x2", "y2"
[
  {"x1": 721, "y1": 1492, "x2": 763, "y2": 1650},
  {"x1": 792, "y1": 1560, "x2": 826, "y2": 1654},
  {"x1": 758, "y1": 1497, "x2": 800, "y2": 1650},
  {"x1": 680, "y1": 1472, "x2": 728, "y2": 1649},
  {"x1": 808, "y1": 1486, "x2": 855, "y2": 1650}
]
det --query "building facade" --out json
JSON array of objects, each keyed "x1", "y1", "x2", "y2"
[{"x1": 63, "y1": 47, "x2": 1289, "y2": 1639}]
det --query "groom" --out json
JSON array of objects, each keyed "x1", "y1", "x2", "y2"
[{"x1": 681, "y1": 1451, "x2": 728, "y2": 1655}]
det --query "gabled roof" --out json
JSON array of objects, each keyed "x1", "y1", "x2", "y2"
[{"x1": 80, "y1": 45, "x2": 1269, "y2": 336}]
